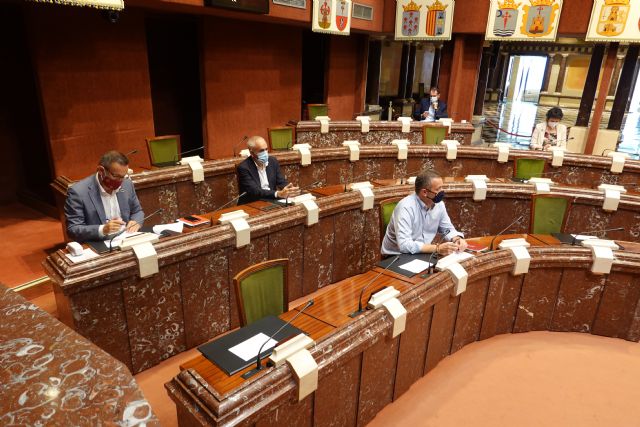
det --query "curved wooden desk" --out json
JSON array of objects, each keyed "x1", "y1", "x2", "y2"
[{"x1": 165, "y1": 238, "x2": 640, "y2": 426}]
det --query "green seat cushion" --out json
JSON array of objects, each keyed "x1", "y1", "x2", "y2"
[
  {"x1": 531, "y1": 197, "x2": 569, "y2": 234},
  {"x1": 239, "y1": 265, "x2": 285, "y2": 325},
  {"x1": 149, "y1": 137, "x2": 179, "y2": 166},
  {"x1": 309, "y1": 105, "x2": 328, "y2": 119},
  {"x1": 269, "y1": 128, "x2": 293, "y2": 150},
  {"x1": 515, "y1": 158, "x2": 546, "y2": 180},
  {"x1": 423, "y1": 126, "x2": 447, "y2": 145},
  {"x1": 381, "y1": 201, "x2": 399, "y2": 234}
]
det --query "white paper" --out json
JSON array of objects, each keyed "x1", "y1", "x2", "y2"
[
  {"x1": 399, "y1": 259, "x2": 432, "y2": 274},
  {"x1": 152, "y1": 222, "x2": 184, "y2": 234},
  {"x1": 65, "y1": 248, "x2": 99, "y2": 263},
  {"x1": 108, "y1": 231, "x2": 143, "y2": 248},
  {"x1": 571, "y1": 234, "x2": 598, "y2": 240},
  {"x1": 448, "y1": 251, "x2": 474, "y2": 262},
  {"x1": 228, "y1": 333, "x2": 277, "y2": 362}
]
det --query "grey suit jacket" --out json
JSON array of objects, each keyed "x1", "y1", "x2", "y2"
[{"x1": 64, "y1": 175, "x2": 145, "y2": 242}]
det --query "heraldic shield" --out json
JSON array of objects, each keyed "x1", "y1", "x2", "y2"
[
  {"x1": 426, "y1": 0, "x2": 448, "y2": 36},
  {"x1": 493, "y1": 0, "x2": 520, "y2": 37},
  {"x1": 521, "y1": 0, "x2": 559, "y2": 37},
  {"x1": 336, "y1": 0, "x2": 349, "y2": 31},
  {"x1": 402, "y1": 0, "x2": 421, "y2": 37},
  {"x1": 319, "y1": 0, "x2": 331, "y2": 29},
  {"x1": 595, "y1": 0, "x2": 630, "y2": 37}
]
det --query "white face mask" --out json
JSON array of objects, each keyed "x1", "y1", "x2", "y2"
[
  {"x1": 548, "y1": 121, "x2": 558, "y2": 129},
  {"x1": 430, "y1": 96, "x2": 438, "y2": 103}
]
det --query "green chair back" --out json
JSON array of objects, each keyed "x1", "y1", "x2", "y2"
[
  {"x1": 268, "y1": 127, "x2": 294, "y2": 150},
  {"x1": 515, "y1": 158, "x2": 546, "y2": 180},
  {"x1": 531, "y1": 196, "x2": 570, "y2": 234},
  {"x1": 380, "y1": 198, "x2": 401, "y2": 237},
  {"x1": 308, "y1": 104, "x2": 329, "y2": 120},
  {"x1": 147, "y1": 135, "x2": 180, "y2": 167},
  {"x1": 237, "y1": 263, "x2": 286, "y2": 326},
  {"x1": 423, "y1": 125, "x2": 447, "y2": 145}
]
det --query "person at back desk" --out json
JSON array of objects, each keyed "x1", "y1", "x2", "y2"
[
  {"x1": 65, "y1": 150, "x2": 144, "y2": 243},
  {"x1": 414, "y1": 86, "x2": 448, "y2": 122},
  {"x1": 381, "y1": 170, "x2": 466, "y2": 256},
  {"x1": 237, "y1": 136, "x2": 299, "y2": 205}
]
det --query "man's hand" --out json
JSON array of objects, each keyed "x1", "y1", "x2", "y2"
[
  {"x1": 421, "y1": 111, "x2": 429, "y2": 118},
  {"x1": 104, "y1": 218, "x2": 125, "y2": 235},
  {"x1": 126, "y1": 220, "x2": 141, "y2": 233},
  {"x1": 437, "y1": 242, "x2": 458, "y2": 255},
  {"x1": 278, "y1": 183, "x2": 300, "y2": 199},
  {"x1": 453, "y1": 237, "x2": 467, "y2": 252},
  {"x1": 543, "y1": 143, "x2": 551, "y2": 151}
]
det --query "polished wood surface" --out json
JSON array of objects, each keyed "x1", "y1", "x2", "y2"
[
  {"x1": 467, "y1": 233, "x2": 560, "y2": 250},
  {"x1": 201, "y1": 204, "x2": 263, "y2": 224},
  {"x1": 180, "y1": 310, "x2": 334, "y2": 397}
]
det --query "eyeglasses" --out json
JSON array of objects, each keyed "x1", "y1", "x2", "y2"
[{"x1": 104, "y1": 168, "x2": 128, "y2": 180}]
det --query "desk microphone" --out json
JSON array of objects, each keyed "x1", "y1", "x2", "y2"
[
  {"x1": 427, "y1": 229, "x2": 452, "y2": 274},
  {"x1": 529, "y1": 171, "x2": 562, "y2": 178},
  {"x1": 107, "y1": 208, "x2": 164, "y2": 252},
  {"x1": 241, "y1": 299, "x2": 315, "y2": 380},
  {"x1": 344, "y1": 171, "x2": 376, "y2": 192},
  {"x1": 233, "y1": 136, "x2": 249, "y2": 157},
  {"x1": 349, "y1": 256, "x2": 400, "y2": 318},
  {"x1": 401, "y1": 168, "x2": 427, "y2": 185},
  {"x1": 124, "y1": 149, "x2": 138, "y2": 156},
  {"x1": 489, "y1": 214, "x2": 525, "y2": 251},
  {"x1": 285, "y1": 181, "x2": 321, "y2": 206},
  {"x1": 172, "y1": 146, "x2": 205, "y2": 165},
  {"x1": 569, "y1": 227, "x2": 625, "y2": 246},
  {"x1": 214, "y1": 192, "x2": 247, "y2": 212}
]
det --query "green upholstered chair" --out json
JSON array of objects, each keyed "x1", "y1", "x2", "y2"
[
  {"x1": 380, "y1": 197, "x2": 402, "y2": 238},
  {"x1": 233, "y1": 259, "x2": 289, "y2": 327},
  {"x1": 268, "y1": 127, "x2": 294, "y2": 151},
  {"x1": 146, "y1": 135, "x2": 181, "y2": 167},
  {"x1": 530, "y1": 195, "x2": 571, "y2": 235},
  {"x1": 423, "y1": 125, "x2": 447, "y2": 145},
  {"x1": 514, "y1": 158, "x2": 546, "y2": 180},
  {"x1": 307, "y1": 104, "x2": 329, "y2": 120}
]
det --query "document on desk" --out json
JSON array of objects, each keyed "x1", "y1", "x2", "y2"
[
  {"x1": 152, "y1": 222, "x2": 184, "y2": 234},
  {"x1": 228, "y1": 333, "x2": 277, "y2": 362},
  {"x1": 109, "y1": 231, "x2": 143, "y2": 248},
  {"x1": 399, "y1": 259, "x2": 432, "y2": 274}
]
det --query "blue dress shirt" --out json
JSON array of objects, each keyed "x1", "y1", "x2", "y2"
[{"x1": 381, "y1": 193, "x2": 463, "y2": 255}]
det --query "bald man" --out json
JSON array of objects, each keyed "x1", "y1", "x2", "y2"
[{"x1": 236, "y1": 136, "x2": 299, "y2": 205}]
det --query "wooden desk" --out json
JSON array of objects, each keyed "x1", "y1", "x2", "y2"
[
  {"x1": 179, "y1": 310, "x2": 334, "y2": 397},
  {"x1": 467, "y1": 233, "x2": 561, "y2": 250}
]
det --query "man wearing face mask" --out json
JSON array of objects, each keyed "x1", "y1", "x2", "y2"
[
  {"x1": 415, "y1": 87, "x2": 449, "y2": 122},
  {"x1": 237, "y1": 136, "x2": 299, "y2": 205},
  {"x1": 64, "y1": 150, "x2": 144, "y2": 243},
  {"x1": 381, "y1": 169, "x2": 466, "y2": 256},
  {"x1": 530, "y1": 107, "x2": 567, "y2": 151}
]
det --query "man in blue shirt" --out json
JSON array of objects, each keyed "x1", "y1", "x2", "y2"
[{"x1": 381, "y1": 170, "x2": 466, "y2": 256}]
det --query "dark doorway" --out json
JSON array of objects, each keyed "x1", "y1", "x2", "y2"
[
  {"x1": 145, "y1": 15, "x2": 204, "y2": 158},
  {"x1": 301, "y1": 30, "x2": 329, "y2": 119},
  {"x1": 0, "y1": 4, "x2": 54, "y2": 213}
]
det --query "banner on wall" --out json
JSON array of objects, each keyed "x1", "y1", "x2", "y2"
[
  {"x1": 394, "y1": 0, "x2": 455, "y2": 41},
  {"x1": 586, "y1": 0, "x2": 640, "y2": 43},
  {"x1": 312, "y1": 0, "x2": 353, "y2": 36},
  {"x1": 485, "y1": 0, "x2": 563, "y2": 42},
  {"x1": 31, "y1": 0, "x2": 124, "y2": 10}
]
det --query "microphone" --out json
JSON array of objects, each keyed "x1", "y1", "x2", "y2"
[
  {"x1": 343, "y1": 171, "x2": 375, "y2": 192},
  {"x1": 489, "y1": 215, "x2": 525, "y2": 251},
  {"x1": 107, "y1": 208, "x2": 164, "y2": 252},
  {"x1": 426, "y1": 229, "x2": 452, "y2": 274},
  {"x1": 233, "y1": 135, "x2": 249, "y2": 157},
  {"x1": 349, "y1": 256, "x2": 400, "y2": 318},
  {"x1": 569, "y1": 226, "x2": 625, "y2": 246},
  {"x1": 214, "y1": 192, "x2": 247, "y2": 212},
  {"x1": 124, "y1": 149, "x2": 138, "y2": 156},
  {"x1": 528, "y1": 171, "x2": 562, "y2": 178},
  {"x1": 400, "y1": 168, "x2": 426, "y2": 185},
  {"x1": 173, "y1": 146, "x2": 205, "y2": 165},
  {"x1": 284, "y1": 181, "x2": 321, "y2": 206},
  {"x1": 241, "y1": 299, "x2": 315, "y2": 380}
]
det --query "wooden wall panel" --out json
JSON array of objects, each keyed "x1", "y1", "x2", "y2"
[{"x1": 326, "y1": 35, "x2": 368, "y2": 120}]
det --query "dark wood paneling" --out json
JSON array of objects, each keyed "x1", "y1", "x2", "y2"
[{"x1": 314, "y1": 355, "x2": 362, "y2": 427}]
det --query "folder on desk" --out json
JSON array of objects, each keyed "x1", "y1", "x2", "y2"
[
  {"x1": 198, "y1": 315, "x2": 303, "y2": 376},
  {"x1": 378, "y1": 253, "x2": 438, "y2": 278}
]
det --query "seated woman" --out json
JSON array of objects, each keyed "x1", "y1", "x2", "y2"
[{"x1": 530, "y1": 107, "x2": 568, "y2": 151}]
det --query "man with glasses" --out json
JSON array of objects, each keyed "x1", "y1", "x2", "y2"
[
  {"x1": 381, "y1": 169, "x2": 466, "y2": 256},
  {"x1": 237, "y1": 136, "x2": 299, "y2": 205},
  {"x1": 64, "y1": 151, "x2": 145, "y2": 242}
]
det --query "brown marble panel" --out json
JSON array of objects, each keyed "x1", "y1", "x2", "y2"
[
  {"x1": 425, "y1": 293, "x2": 460, "y2": 373},
  {"x1": 136, "y1": 183, "x2": 178, "y2": 225},
  {"x1": 324, "y1": 159, "x2": 351, "y2": 188},
  {"x1": 451, "y1": 277, "x2": 490, "y2": 353},
  {"x1": 228, "y1": 236, "x2": 269, "y2": 328},
  {"x1": 314, "y1": 354, "x2": 361, "y2": 427},
  {"x1": 592, "y1": 272, "x2": 640, "y2": 339},
  {"x1": 180, "y1": 249, "x2": 231, "y2": 349},
  {"x1": 513, "y1": 269, "x2": 563, "y2": 333},
  {"x1": 394, "y1": 306, "x2": 433, "y2": 399},
  {"x1": 67, "y1": 282, "x2": 133, "y2": 371},
  {"x1": 255, "y1": 394, "x2": 313, "y2": 427},
  {"x1": 405, "y1": 157, "x2": 437, "y2": 176},
  {"x1": 122, "y1": 263, "x2": 186, "y2": 373},
  {"x1": 268, "y1": 225, "x2": 305, "y2": 301},
  {"x1": 627, "y1": 301, "x2": 640, "y2": 342},
  {"x1": 495, "y1": 273, "x2": 526, "y2": 335},
  {"x1": 551, "y1": 269, "x2": 606, "y2": 333},
  {"x1": 357, "y1": 335, "x2": 400, "y2": 426},
  {"x1": 303, "y1": 216, "x2": 335, "y2": 291},
  {"x1": 479, "y1": 273, "x2": 508, "y2": 340},
  {"x1": 333, "y1": 210, "x2": 366, "y2": 282},
  {"x1": 361, "y1": 208, "x2": 381, "y2": 272},
  {"x1": 564, "y1": 203, "x2": 612, "y2": 235},
  {"x1": 446, "y1": 197, "x2": 530, "y2": 238}
]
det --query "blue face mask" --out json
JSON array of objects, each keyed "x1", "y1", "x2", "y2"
[
  {"x1": 257, "y1": 150, "x2": 269, "y2": 164},
  {"x1": 429, "y1": 190, "x2": 445, "y2": 204}
]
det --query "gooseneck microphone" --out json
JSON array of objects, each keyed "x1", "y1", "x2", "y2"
[
  {"x1": 569, "y1": 227, "x2": 625, "y2": 246},
  {"x1": 241, "y1": 299, "x2": 315, "y2": 380},
  {"x1": 401, "y1": 168, "x2": 427, "y2": 185},
  {"x1": 344, "y1": 171, "x2": 375, "y2": 192},
  {"x1": 529, "y1": 171, "x2": 562, "y2": 178},
  {"x1": 233, "y1": 136, "x2": 249, "y2": 157},
  {"x1": 285, "y1": 181, "x2": 321, "y2": 206},
  {"x1": 427, "y1": 229, "x2": 451, "y2": 274},
  {"x1": 108, "y1": 208, "x2": 164, "y2": 252},
  {"x1": 214, "y1": 192, "x2": 247, "y2": 212},
  {"x1": 349, "y1": 256, "x2": 400, "y2": 318},
  {"x1": 489, "y1": 214, "x2": 525, "y2": 251},
  {"x1": 124, "y1": 149, "x2": 138, "y2": 156}
]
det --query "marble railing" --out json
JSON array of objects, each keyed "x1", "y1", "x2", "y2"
[
  {"x1": 0, "y1": 285, "x2": 159, "y2": 426},
  {"x1": 44, "y1": 182, "x2": 640, "y2": 374},
  {"x1": 166, "y1": 246, "x2": 640, "y2": 426},
  {"x1": 51, "y1": 145, "x2": 640, "y2": 240}
]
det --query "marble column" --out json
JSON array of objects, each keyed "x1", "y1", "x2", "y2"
[
  {"x1": 608, "y1": 44, "x2": 640, "y2": 130},
  {"x1": 554, "y1": 53, "x2": 569, "y2": 93},
  {"x1": 540, "y1": 53, "x2": 556, "y2": 92},
  {"x1": 365, "y1": 38, "x2": 382, "y2": 106},
  {"x1": 405, "y1": 43, "x2": 417, "y2": 99},
  {"x1": 576, "y1": 45, "x2": 605, "y2": 127},
  {"x1": 397, "y1": 42, "x2": 410, "y2": 99}
]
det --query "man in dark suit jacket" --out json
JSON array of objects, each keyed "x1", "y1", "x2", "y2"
[
  {"x1": 237, "y1": 136, "x2": 299, "y2": 205},
  {"x1": 414, "y1": 86, "x2": 449, "y2": 122},
  {"x1": 64, "y1": 151, "x2": 145, "y2": 242}
]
